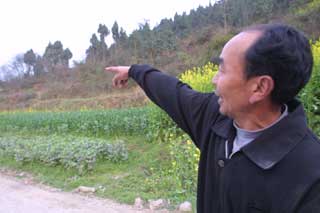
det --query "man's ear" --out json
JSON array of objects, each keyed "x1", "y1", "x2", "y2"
[{"x1": 249, "y1": 76, "x2": 274, "y2": 104}]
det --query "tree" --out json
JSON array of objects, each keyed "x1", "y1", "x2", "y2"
[
  {"x1": 223, "y1": 0, "x2": 229, "y2": 33},
  {"x1": 86, "y1": 34, "x2": 99, "y2": 63},
  {"x1": 128, "y1": 30, "x2": 140, "y2": 62},
  {"x1": 34, "y1": 56, "x2": 44, "y2": 77},
  {"x1": 112, "y1": 21, "x2": 120, "y2": 43},
  {"x1": 98, "y1": 24, "x2": 109, "y2": 43},
  {"x1": 90, "y1": 34, "x2": 100, "y2": 49},
  {"x1": 119, "y1": 27, "x2": 128, "y2": 45},
  {"x1": 86, "y1": 24, "x2": 110, "y2": 63},
  {"x1": 207, "y1": 1, "x2": 225, "y2": 27},
  {"x1": 43, "y1": 41, "x2": 73, "y2": 71},
  {"x1": 98, "y1": 24, "x2": 110, "y2": 62},
  {"x1": 23, "y1": 49, "x2": 36, "y2": 76},
  {"x1": 43, "y1": 41, "x2": 62, "y2": 68},
  {"x1": 0, "y1": 65, "x2": 14, "y2": 81},
  {"x1": 0, "y1": 54, "x2": 27, "y2": 80},
  {"x1": 173, "y1": 12, "x2": 190, "y2": 37},
  {"x1": 62, "y1": 48, "x2": 73, "y2": 67}
]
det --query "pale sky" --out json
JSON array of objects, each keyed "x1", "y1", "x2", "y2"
[{"x1": 0, "y1": 0, "x2": 211, "y2": 66}]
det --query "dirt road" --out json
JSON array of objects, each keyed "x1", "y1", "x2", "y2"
[{"x1": 0, "y1": 171, "x2": 166, "y2": 213}]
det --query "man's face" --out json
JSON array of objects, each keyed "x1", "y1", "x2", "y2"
[{"x1": 212, "y1": 31, "x2": 262, "y2": 119}]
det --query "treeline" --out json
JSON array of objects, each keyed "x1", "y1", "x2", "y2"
[
  {"x1": 0, "y1": 0, "x2": 317, "y2": 82},
  {"x1": 84, "y1": 0, "x2": 310, "y2": 67},
  {"x1": 1, "y1": 41, "x2": 72, "y2": 80}
]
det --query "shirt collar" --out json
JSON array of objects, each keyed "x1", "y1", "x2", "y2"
[
  {"x1": 233, "y1": 104, "x2": 288, "y2": 136},
  {"x1": 211, "y1": 99, "x2": 308, "y2": 170}
]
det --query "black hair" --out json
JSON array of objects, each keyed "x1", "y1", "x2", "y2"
[{"x1": 244, "y1": 24, "x2": 313, "y2": 105}]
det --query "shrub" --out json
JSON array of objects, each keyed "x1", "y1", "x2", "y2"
[
  {"x1": 300, "y1": 38, "x2": 320, "y2": 135},
  {"x1": 0, "y1": 135, "x2": 128, "y2": 174}
]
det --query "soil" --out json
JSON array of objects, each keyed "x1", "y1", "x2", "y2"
[{"x1": 0, "y1": 169, "x2": 169, "y2": 213}]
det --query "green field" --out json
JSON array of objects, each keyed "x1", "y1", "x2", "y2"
[
  {"x1": 0, "y1": 107, "x2": 197, "y2": 210},
  {"x1": 0, "y1": 45, "x2": 319, "y2": 211}
]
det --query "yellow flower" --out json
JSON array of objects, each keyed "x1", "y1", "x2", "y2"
[{"x1": 180, "y1": 62, "x2": 218, "y2": 93}]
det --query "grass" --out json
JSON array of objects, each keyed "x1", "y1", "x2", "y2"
[
  {"x1": 0, "y1": 107, "x2": 151, "y2": 138},
  {"x1": 0, "y1": 133, "x2": 178, "y2": 205}
]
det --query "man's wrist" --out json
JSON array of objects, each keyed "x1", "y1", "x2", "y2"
[{"x1": 128, "y1": 65, "x2": 137, "y2": 78}]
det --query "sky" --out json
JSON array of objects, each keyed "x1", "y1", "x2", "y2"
[{"x1": 0, "y1": 0, "x2": 211, "y2": 66}]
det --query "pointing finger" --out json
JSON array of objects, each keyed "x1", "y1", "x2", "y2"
[{"x1": 105, "y1": 66, "x2": 119, "y2": 73}]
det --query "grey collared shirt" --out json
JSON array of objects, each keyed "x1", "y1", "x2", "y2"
[{"x1": 227, "y1": 104, "x2": 288, "y2": 159}]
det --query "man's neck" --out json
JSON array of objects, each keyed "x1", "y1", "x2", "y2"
[{"x1": 234, "y1": 103, "x2": 283, "y2": 131}]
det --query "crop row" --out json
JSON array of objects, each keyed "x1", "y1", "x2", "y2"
[
  {"x1": 0, "y1": 107, "x2": 151, "y2": 137},
  {"x1": 0, "y1": 134, "x2": 128, "y2": 174}
]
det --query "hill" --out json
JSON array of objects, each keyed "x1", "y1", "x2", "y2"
[{"x1": 0, "y1": 0, "x2": 319, "y2": 111}]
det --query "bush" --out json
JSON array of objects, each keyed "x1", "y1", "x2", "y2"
[
  {"x1": 0, "y1": 135, "x2": 128, "y2": 174},
  {"x1": 300, "y1": 38, "x2": 320, "y2": 136}
]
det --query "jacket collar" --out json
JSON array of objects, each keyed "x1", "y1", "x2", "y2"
[{"x1": 211, "y1": 99, "x2": 308, "y2": 170}]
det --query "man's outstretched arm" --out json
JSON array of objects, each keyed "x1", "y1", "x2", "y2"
[{"x1": 105, "y1": 64, "x2": 219, "y2": 148}]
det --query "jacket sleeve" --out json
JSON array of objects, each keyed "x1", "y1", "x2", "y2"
[
  {"x1": 295, "y1": 181, "x2": 320, "y2": 213},
  {"x1": 129, "y1": 64, "x2": 220, "y2": 149}
]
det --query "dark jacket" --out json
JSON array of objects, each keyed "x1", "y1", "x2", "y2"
[{"x1": 129, "y1": 64, "x2": 320, "y2": 213}]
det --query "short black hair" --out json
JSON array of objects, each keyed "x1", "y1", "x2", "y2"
[{"x1": 244, "y1": 24, "x2": 313, "y2": 105}]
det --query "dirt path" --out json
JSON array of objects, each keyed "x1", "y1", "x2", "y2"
[{"x1": 0, "y1": 170, "x2": 167, "y2": 213}]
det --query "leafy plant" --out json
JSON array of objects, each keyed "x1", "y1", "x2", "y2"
[
  {"x1": 0, "y1": 107, "x2": 150, "y2": 137},
  {"x1": 300, "y1": 38, "x2": 320, "y2": 135},
  {"x1": 0, "y1": 135, "x2": 128, "y2": 174}
]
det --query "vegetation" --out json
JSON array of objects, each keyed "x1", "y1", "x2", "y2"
[
  {"x1": 0, "y1": 40, "x2": 319, "y2": 210},
  {"x1": 1, "y1": 0, "x2": 319, "y2": 111},
  {"x1": 146, "y1": 63, "x2": 218, "y2": 199},
  {"x1": 0, "y1": 107, "x2": 150, "y2": 137},
  {"x1": 0, "y1": 63, "x2": 217, "y2": 209},
  {"x1": 0, "y1": 134, "x2": 128, "y2": 174},
  {"x1": 0, "y1": 1, "x2": 319, "y2": 211},
  {"x1": 0, "y1": 135, "x2": 173, "y2": 205},
  {"x1": 300, "y1": 39, "x2": 320, "y2": 135}
]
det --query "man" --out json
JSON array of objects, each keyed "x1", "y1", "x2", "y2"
[{"x1": 106, "y1": 24, "x2": 320, "y2": 212}]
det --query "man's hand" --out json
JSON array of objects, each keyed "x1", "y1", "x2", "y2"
[{"x1": 105, "y1": 66, "x2": 130, "y2": 89}]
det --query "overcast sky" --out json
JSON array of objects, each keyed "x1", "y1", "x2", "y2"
[{"x1": 0, "y1": 0, "x2": 211, "y2": 66}]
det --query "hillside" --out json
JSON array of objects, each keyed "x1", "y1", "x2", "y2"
[{"x1": 0, "y1": 0, "x2": 319, "y2": 111}]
